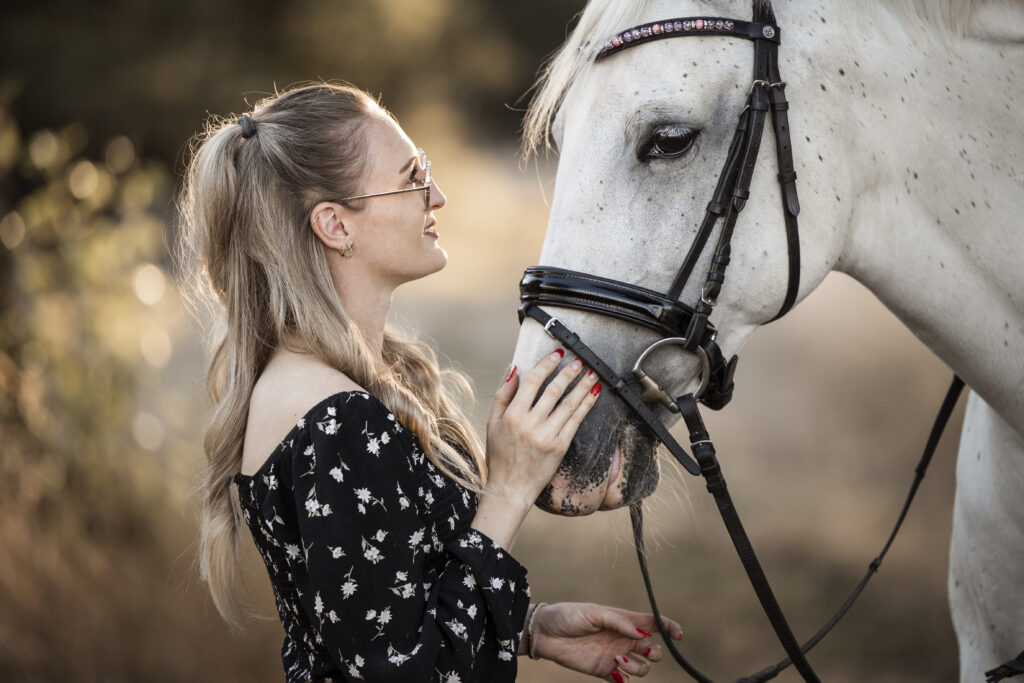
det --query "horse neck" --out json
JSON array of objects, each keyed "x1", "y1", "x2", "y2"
[{"x1": 814, "y1": 2, "x2": 1024, "y2": 431}]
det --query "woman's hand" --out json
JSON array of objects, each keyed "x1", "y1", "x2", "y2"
[
  {"x1": 471, "y1": 350, "x2": 600, "y2": 549},
  {"x1": 530, "y1": 602, "x2": 683, "y2": 681}
]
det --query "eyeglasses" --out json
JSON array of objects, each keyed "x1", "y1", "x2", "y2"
[{"x1": 335, "y1": 148, "x2": 431, "y2": 209}]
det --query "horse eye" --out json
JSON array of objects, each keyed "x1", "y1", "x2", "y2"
[{"x1": 641, "y1": 127, "x2": 697, "y2": 160}]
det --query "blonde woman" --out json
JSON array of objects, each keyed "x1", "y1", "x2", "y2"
[{"x1": 181, "y1": 83, "x2": 682, "y2": 683}]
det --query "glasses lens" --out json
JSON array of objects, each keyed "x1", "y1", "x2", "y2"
[{"x1": 419, "y1": 149, "x2": 431, "y2": 209}]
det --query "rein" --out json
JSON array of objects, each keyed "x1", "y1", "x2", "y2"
[{"x1": 518, "y1": 3, "x2": 967, "y2": 680}]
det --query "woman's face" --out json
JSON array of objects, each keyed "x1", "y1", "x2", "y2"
[{"x1": 348, "y1": 115, "x2": 448, "y2": 288}]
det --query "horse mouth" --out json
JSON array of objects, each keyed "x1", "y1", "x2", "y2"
[{"x1": 534, "y1": 411, "x2": 661, "y2": 516}]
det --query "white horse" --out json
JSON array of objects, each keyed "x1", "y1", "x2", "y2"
[{"x1": 511, "y1": 0, "x2": 1024, "y2": 679}]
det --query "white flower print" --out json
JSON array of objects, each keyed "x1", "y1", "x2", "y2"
[
  {"x1": 373, "y1": 529, "x2": 387, "y2": 543},
  {"x1": 263, "y1": 474, "x2": 277, "y2": 490},
  {"x1": 327, "y1": 406, "x2": 337, "y2": 417},
  {"x1": 400, "y1": 583, "x2": 415, "y2": 599},
  {"x1": 378, "y1": 608, "x2": 391, "y2": 625},
  {"x1": 329, "y1": 546, "x2": 345, "y2": 559},
  {"x1": 462, "y1": 573, "x2": 476, "y2": 589},
  {"x1": 395, "y1": 570, "x2": 407, "y2": 581},
  {"x1": 409, "y1": 529, "x2": 424, "y2": 548},
  {"x1": 285, "y1": 544, "x2": 300, "y2": 561},
  {"x1": 328, "y1": 610, "x2": 339, "y2": 623},
  {"x1": 363, "y1": 545, "x2": 383, "y2": 564},
  {"x1": 366, "y1": 437, "x2": 381, "y2": 456},
  {"x1": 341, "y1": 579, "x2": 357, "y2": 598},
  {"x1": 304, "y1": 444, "x2": 314, "y2": 457},
  {"x1": 489, "y1": 577, "x2": 505, "y2": 591},
  {"x1": 295, "y1": 417, "x2": 305, "y2": 429},
  {"x1": 347, "y1": 664, "x2": 363, "y2": 680},
  {"x1": 305, "y1": 498, "x2": 321, "y2": 516},
  {"x1": 357, "y1": 502, "x2": 366, "y2": 514},
  {"x1": 399, "y1": 496, "x2": 410, "y2": 510},
  {"x1": 313, "y1": 592, "x2": 324, "y2": 615},
  {"x1": 444, "y1": 671, "x2": 462, "y2": 683},
  {"x1": 329, "y1": 466, "x2": 344, "y2": 482},
  {"x1": 466, "y1": 604, "x2": 477, "y2": 619},
  {"x1": 380, "y1": 431, "x2": 390, "y2": 445},
  {"x1": 355, "y1": 488, "x2": 371, "y2": 503},
  {"x1": 446, "y1": 619, "x2": 468, "y2": 640},
  {"x1": 365, "y1": 609, "x2": 376, "y2": 621},
  {"x1": 498, "y1": 650, "x2": 513, "y2": 661}
]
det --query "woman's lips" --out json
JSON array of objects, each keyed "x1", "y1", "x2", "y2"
[{"x1": 424, "y1": 220, "x2": 438, "y2": 238}]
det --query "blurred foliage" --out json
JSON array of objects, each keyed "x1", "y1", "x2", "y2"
[
  {"x1": 0, "y1": 0, "x2": 586, "y2": 165},
  {"x1": 0, "y1": 97, "x2": 262, "y2": 681}
]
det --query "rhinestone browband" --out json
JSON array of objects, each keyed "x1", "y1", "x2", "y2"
[{"x1": 595, "y1": 17, "x2": 779, "y2": 61}]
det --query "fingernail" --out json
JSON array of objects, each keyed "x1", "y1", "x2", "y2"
[
  {"x1": 506, "y1": 365, "x2": 517, "y2": 382},
  {"x1": 591, "y1": 383, "x2": 602, "y2": 396},
  {"x1": 549, "y1": 349, "x2": 564, "y2": 361},
  {"x1": 636, "y1": 627, "x2": 652, "y2": 637},
  {"x1": 611, "y1": 672, "x2": 625, "y2": 683},
  {"x1": 570, "y1": 359, "x2": 582, "y2": 370},
  {"x1": 587, "y1": 369, "x2": 596, "y2": 378},
  {"x1": 644, "y1": 647, "x2": 652, "y2": 657}
]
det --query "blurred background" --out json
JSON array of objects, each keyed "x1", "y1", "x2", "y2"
[{"x1": 0, "y1": 1, "x2": 963, "y2": 681}]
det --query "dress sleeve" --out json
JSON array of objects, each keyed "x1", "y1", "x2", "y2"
[{"x1": 286, "y1": 395, "x2": 530, "y2": 682}]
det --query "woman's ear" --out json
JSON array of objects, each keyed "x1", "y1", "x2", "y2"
[{"x1": 309, "y1": 202, "x2": 351, "y2": 251}]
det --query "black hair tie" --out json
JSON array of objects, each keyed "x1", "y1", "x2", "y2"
[{"x1": 238, "y1": 113, "x2": 257, "y2": 139}]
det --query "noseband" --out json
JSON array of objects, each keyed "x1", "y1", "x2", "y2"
[{"x1": 518, "y1": 3, "x2": 965, "y2": 682}]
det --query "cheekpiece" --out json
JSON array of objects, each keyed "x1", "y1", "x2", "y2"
[{"x1": 239, "y1": 113, "x2": 257, "y2": 139}]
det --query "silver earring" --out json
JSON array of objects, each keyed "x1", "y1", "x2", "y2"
[{"x1": 339, "y1": 241, "x2": 354, "y2": 259}]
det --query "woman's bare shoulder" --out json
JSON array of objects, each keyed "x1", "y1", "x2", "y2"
[{"x1": 241, "y1": 350, "x2": 365, "y2": 476}]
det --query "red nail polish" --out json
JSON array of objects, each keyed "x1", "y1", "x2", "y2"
[
  {"x1": 611, "y1": 672, "x2": 625, "y2": 683},
  {"x1": 587, "y1": 369, "x2": 596, "y2": 378},
  {"x1": 644, "y1": 647, "x2": 652, "y2": 657},
  {"x1": 636, "y1": 627, "x2": 652, "y2": 637},
  {"x1": 622, "y1": 656, "x2": 629, "y2": 664},
  {"x1": 506, "y1": 365, "x2": 517, "y2": 382},
  {"x1": 555, "y1": 349, "x2": 564, "y2": 358},
  {"x1": 591, "y1": 382, "x2": 602, "y2": 396}
]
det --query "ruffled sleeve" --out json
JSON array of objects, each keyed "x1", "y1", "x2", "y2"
[{"x1": 283, "y1": 393, "x2": 530, "y2": 682}]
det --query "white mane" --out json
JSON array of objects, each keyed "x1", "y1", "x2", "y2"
[{"x1": 522, "y1": 0, "x2": 987, "y2": 157}]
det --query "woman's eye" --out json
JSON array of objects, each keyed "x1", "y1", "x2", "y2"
[{"x1": 641, "y1": 127, "x2": 698, "y2": 160}]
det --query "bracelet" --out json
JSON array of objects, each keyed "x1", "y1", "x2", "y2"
[{"x1": 527, "y1": 602, "x2": 547, "y2": 660}]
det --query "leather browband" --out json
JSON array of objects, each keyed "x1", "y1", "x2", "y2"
[{"x1": 596, "y1": 17, "x2": 780, "y2": 61}]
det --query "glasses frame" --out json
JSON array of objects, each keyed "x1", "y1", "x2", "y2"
[{"x1": 334, "y1": 148, "x2": 431, "y2": 209}]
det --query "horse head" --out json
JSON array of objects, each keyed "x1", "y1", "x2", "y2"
[{"x1": 512, "y1": 0, "x2": 850, "y2": 515}]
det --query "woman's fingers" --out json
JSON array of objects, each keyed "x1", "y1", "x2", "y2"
[
  {"x1": 631, "y1": 640, "x2": 663, "y2": 663},
  {"x1": 548, "y1": 366, "x2": 598, "y2": 423},
  {"x1": 487, "y1": 364, "x2": 519, "y2": 424},
  {"x1": 555, "y1": 373, "x2": 600, "y2": 443},
  {"x1": 508, "y1": 348, "x2": 564, "y2": 413},
  {"x1": 614, "y1": 654, "x2": 651, "y2": 678},
  {"x1": 529, "y1": 356, "x2": 585, "y2": 418}
]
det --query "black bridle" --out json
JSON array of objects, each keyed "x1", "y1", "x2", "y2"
[{"x1": 518, "y1": 4, "x2": 966, "y2": 681}]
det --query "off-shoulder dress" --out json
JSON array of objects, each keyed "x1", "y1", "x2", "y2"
[{"x1": 234, "y1": 390, "x2": 531, "y2": 682}]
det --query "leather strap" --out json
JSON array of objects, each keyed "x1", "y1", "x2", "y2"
[
  {"x1": 629, "y1": 376, "x2": 966, "y2": 682},
  {"x1": 521, "y1": 304, "x2": 701, "y2": 475},
  {"x1": 596, "y1": 17, "x2": 779, "y2": 62},
  {"x1": 986, "y1": 650, "x2": 1024, "y2": 682},
  {"x1": 677, "y1": 394, "x2": 821, "y2": 682}
]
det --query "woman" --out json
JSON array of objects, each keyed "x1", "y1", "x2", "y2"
[{"x1": 181, "y1": 83, "x2": 682, "y2": 682}]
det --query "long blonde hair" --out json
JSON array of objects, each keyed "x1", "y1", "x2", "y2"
[{"x1": 177, "y1": 83, "x2": 486, "y2": 626}]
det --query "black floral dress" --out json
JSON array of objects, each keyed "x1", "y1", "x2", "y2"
[{"x1": 234, "y1": 391, "x2": 531, "y2": 682}]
